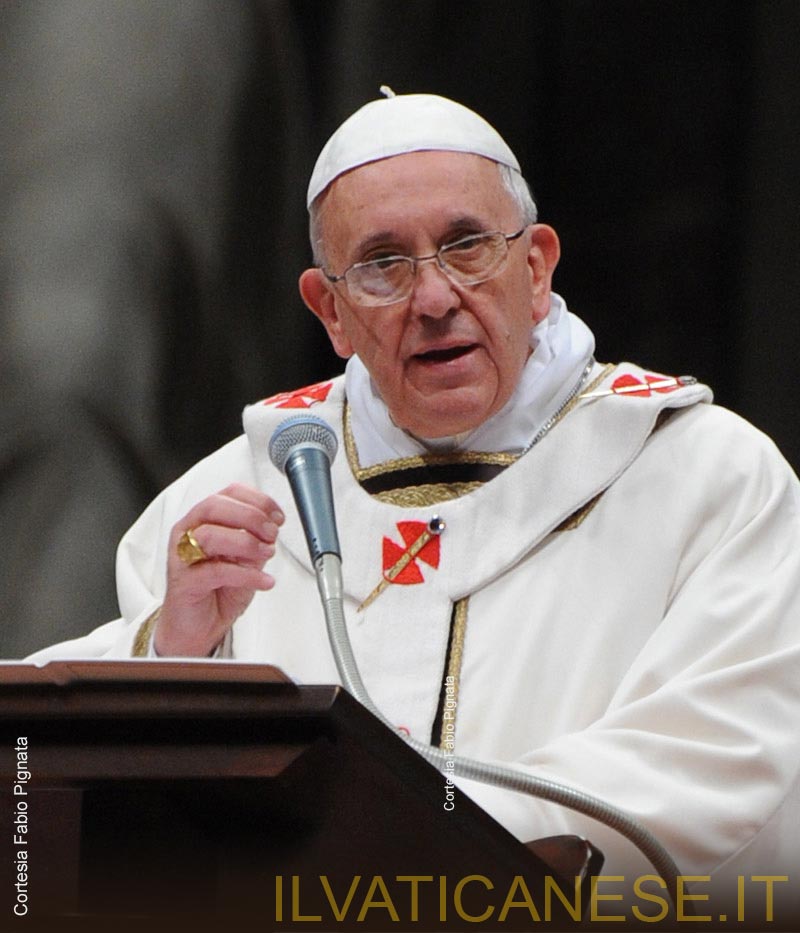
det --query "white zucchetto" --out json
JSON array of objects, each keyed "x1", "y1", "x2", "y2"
[{"x1": 306, "y1": 87, "x2": 520, "y2": 207}]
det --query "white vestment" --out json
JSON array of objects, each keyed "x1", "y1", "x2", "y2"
[{"x1": 31, "y1": 352, "x2": 800, "y2": 915}]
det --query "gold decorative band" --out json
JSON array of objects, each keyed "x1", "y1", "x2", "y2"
[
  {"x1": 440, "y1": 597, "x2": 468, "y2": 750},
  {"x1": 131, "y1": 606, "x2": 161, "y2": 657}
]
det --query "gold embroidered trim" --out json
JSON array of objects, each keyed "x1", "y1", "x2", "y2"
[
  {"x1": 342, "y1": 400, "x2": 358, "y2": 467},
  {"x1": 357, "y1": 448, "x2": 518, "y2": 481},
  {"x1": 555, "y1": 493, "x2": 604, "y2": 532},
  {"x1": 439, "y1": 597, "x2": 468, "y2": 750},
  {"x1": 574, "y1": 363, "x2": 616, "y2": 410},
  {"x1": 372, "y1": 481, "x2": 484, "y2": 507},
  {"x1": 131, "y1": 607, "x2": 161, "y2": 657},
  {"x1": 343, "y1": 404, "x2": 518, "y2": 480}
]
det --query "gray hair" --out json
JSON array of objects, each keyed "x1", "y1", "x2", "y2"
[
  {"x1": 498, "y1": 163, "x2": 538, "y2": 226},
  {"x1": 308, "y1": 193, "x2": 327, "y2": 268},
  {"x1": 309, "y1": 161, "x2": 538, "y2": 269}
]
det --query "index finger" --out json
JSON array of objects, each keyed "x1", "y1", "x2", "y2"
[
  {"x1": 216, "y1": 482, "x2": 285, "y2": 525},
  {"x1": 172, "y1": 485, "x2": 285, "y2": 551}
]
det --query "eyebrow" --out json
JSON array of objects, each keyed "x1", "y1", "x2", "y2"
[
  {"x1": 351, "y1": 230, "x2": 402, "y2": 260},
  {"x1": 351, "y1": 214, "x2": 491, "y2": 261}
]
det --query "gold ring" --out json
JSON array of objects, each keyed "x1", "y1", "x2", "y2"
[{"x1": 176, "y1": 528, "x2": 207, "y2": 565}]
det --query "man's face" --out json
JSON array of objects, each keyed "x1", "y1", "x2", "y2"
[{"x1": 299, "y1": 150, "x2": 560, "y2": 438}]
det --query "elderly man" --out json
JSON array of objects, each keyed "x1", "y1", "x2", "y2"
[{"x1": 32, "y1": 92, "x2": 800, "y2": 913}]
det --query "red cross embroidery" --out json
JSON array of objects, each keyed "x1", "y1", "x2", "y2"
[
  {"x1": 262, "y1": 381, "x2": 333, "y2": 409},
  {"x1": 358, "y1": 517, "x2": 445, "y2": 612},
  {"x1": 382, "y1": 521, "x2": 441, "y2": 584},
  {"x1": 610, "y1": 373, "x2": 683, "y2": 398}
]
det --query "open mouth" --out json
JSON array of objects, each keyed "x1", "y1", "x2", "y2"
[{"x1": 415, "y1": 344, "x2": 476, "y2": 364}]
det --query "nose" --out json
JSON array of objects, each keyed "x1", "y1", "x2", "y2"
[{"x1": 408, "y1": 257, "x2": 459, "y2": 319}]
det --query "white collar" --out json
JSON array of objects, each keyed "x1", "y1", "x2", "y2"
[{"x1": 346, "y1": 293, "x2": 596, "y2": 467}]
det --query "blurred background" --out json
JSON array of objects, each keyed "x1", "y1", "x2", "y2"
[{"x1": 1, "y1": 0, "x2": 798, "y2": 655}]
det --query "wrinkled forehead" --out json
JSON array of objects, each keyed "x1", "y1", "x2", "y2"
[
  {"x1": 307, "y1": 91, "x2": 519, "y2": 208},
  {"x1": 314, "y1": 151, "x2": 519, "y2": 261}
]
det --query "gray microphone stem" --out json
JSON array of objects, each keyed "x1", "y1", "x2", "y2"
[{"x1": 314, "y1": 552, "x2": 682, "y2": 908}]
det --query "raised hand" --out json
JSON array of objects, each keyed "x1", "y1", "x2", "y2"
[{"x1": 154, "y1": 483, "x2": 284, "y2": 656}]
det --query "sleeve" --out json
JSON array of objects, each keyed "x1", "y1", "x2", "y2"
[{"x1": 456, "y1": 414, "x2": 800, "y2": 884}]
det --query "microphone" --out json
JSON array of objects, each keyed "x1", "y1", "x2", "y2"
[
  {"x1": 268, "y1": 414, "x2": 341, "y2": 563},
  {"x1": 266, "y1": 414, "x2": 680, "y2": 892}
]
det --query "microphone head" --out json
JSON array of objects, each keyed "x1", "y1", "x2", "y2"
[{"x1": 268, "y1": 414, "x2": 338, "y2": 474}]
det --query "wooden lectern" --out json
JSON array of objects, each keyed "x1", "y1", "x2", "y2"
[{"x1": 0, "y1": 661, "x2": 601, "y2": 931}]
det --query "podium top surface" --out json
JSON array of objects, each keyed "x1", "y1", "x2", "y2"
[
  {"x1": 0, "y1": 658, "x2": 292, "y2": 685},
  {"x1": 0, "y1": 660, "x2": 346, "y2": 723}
]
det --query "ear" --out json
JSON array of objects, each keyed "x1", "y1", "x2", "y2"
[
  {"x1": 298, "y1": 268, "x2": 354, "y2": 359},
  {"x1": 526, "y1": 225, "x2": 561, "y2": 323}
]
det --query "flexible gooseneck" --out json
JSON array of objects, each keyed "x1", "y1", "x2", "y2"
[
  {"x1": 315, "y1": 552, "x2": 682, "y2": 903},
  {"x1": 270, "y1": 414, "x2": 683, "y2": 907}
]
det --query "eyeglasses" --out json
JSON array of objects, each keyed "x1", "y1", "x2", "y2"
[{"x1": 321, "y1": 227, "x2": 528, "y2": 307}]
